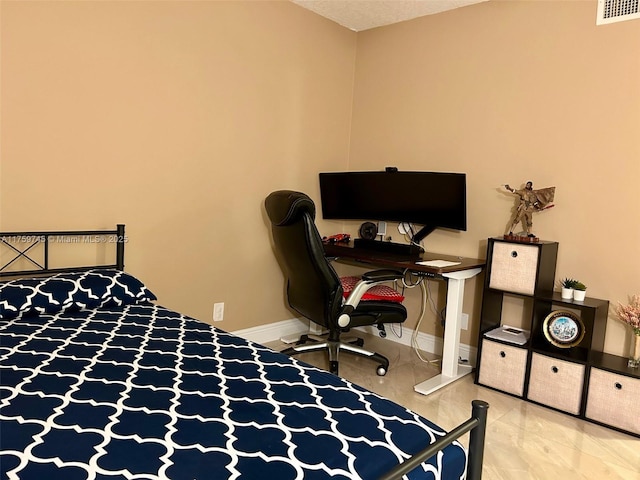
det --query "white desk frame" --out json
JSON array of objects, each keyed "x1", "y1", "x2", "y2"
[{"x1": 413, "y1": 267, "x2": 483, "y2": 396}]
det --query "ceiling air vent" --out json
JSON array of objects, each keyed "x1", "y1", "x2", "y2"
[{"x1": 597, "y1": 0, "x2": 640, "y2": 24}]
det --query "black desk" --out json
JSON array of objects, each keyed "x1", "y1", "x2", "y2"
[
  {"x1": 324, "y1": 242, "x2": 486, "y2": 395},
  {"x1": 323, "y1": 242, "x2": 485, "y2": 277}
]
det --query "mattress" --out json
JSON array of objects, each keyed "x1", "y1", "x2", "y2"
[{"x1": 0, "y1": 270, "x2": 466, "y2": 480}]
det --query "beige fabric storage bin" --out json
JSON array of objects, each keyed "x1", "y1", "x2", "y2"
[
  {"x1": 586, "y1": 368, "x2": 640, "y2": 435},
  {"x1": 489, "y1": 242, "x2": 540, "y2": 295},
  {"x1": 527, "y1": 353, "x2": 585, "y2": 415},
  {"x1": 478, "y1": 339, "x2": 527, "y2": 396}
]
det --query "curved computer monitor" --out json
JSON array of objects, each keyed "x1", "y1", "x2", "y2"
[{"x1": 319, "y1": 169, "x2": 466, "y2": 245}]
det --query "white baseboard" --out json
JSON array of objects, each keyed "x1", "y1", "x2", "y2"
[
  {"x1": 232, "y1": 317, "x2": 309, "y2": 345},
  {"x1": 232, "y1": 318, "x2": 477, "y2": 367}
]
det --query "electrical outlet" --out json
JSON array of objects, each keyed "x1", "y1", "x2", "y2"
[
  {"x1": 213, "y1": 302, "x2": 224, "y2": 322},
  {"x1": 461, "y1": 313, "x2": 469, "y2": 330}
]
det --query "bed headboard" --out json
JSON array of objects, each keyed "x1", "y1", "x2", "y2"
[{"x1": 0, "y1": 224, "x2": 125, "y2": 278}]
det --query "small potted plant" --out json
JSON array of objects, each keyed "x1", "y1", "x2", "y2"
[
  {"x1": 573, "y1": 281, "x2": 587, "y2": 301},
  {"x1": 559, "y1": 278, "x2": 578, "y2": 299}
]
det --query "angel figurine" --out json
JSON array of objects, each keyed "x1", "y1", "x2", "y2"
[{"x1": 504, "y1": 181, "x2": 555, "y2": 238}]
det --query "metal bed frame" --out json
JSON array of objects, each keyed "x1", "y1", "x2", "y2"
[
  {"x1": 0, "y1": 224, "x2": 125, "y2": 278},
  {"x1": 379, "y1": 399, "x2": 488, "y2": 480},
  {"x1": 0, "y1": 224, "x2": 489, "y2": 480}
]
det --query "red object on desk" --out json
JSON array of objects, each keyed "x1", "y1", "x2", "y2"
[{"x1": 322, "y1": 233, "x2": 351, "y2": 244}]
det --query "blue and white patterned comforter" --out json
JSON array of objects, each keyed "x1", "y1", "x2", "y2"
[{"x1": 0, "y1": 303, "x2": 466, "y2": 479}]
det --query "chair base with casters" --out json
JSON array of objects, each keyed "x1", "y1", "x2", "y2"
[
  {"x1": 282, "y1": 327, "x2": 391, "y2": 376},
  {"x1": 265, "y1": 190, "x2": 408, "y2": 377},
  {"x1": 283, "y1": 292, "x2": 407, "y2": 376},
  {"x1": 282, "y1": 300, "x2": 406, "y2": 376}
]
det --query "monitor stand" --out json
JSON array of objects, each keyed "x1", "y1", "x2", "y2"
[{"x1": 353, "y1": 238, "x2": 423, "y2": 257}]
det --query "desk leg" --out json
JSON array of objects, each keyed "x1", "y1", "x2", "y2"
[{"x1": 414, "y1": 267, "x2": 482, "y2": 396}]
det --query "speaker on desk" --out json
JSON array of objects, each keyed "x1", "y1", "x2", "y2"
[
  {"x1": 487, "y1": 239, "x2": 558, "y2": 295},
  {"x1": 359, "y1": 222, "x2": 378, "y2": 240}
]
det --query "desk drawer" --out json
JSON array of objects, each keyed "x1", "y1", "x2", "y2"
[
  {"x1": 478, "y1": 339, "x2": 527, "y2": 396},
  {"x1": 586, "y1": 368, "x2": 640, "y2": 435},
  {"x1": 527, "y1": 353, "x2": 585, "y2": 415}
]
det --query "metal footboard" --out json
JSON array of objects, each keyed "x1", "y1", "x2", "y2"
[{"x1": 378, "y1": 400, "x2": 489, "y2": 480}]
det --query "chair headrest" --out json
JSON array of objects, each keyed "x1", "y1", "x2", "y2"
[{"x1": 265, "y1": 190, "x2": 316, "y2": 226}]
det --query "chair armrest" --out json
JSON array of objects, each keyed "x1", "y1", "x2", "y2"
[
  {"x1": 361, "y1": 269, "x2": 404, "y2": 283},
  {"x1": 337, "y1": 269, "x2": 404, "y2": 328}
]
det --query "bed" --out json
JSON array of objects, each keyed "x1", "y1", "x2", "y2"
[{"x1": 0, "y1": 226, "x2": 488, "y2": 480}]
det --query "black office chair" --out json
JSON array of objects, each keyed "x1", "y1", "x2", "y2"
[{"x1": 265, "y1": 190, "x2": 407, "y2": 376}]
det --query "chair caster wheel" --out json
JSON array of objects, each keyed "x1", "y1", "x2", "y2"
[
  {"x1": 354, "y1": 338, "x2": 364, "y2": 347},
  {"x1": 376, "y1": 365, "x2": 387, "y2": 376},
  {"x1": 330, "y1": 361, "x2": 339, "y2": 375},
  {"x1": 378, "y1": 330, "x2": 386, "y2": 338}
]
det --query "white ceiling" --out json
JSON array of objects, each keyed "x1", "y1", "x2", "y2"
[{"x1": 291, "y1": 0, "x2": 488, "y2": 31}]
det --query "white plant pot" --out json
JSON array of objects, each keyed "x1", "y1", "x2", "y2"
[
  {"x1": 561, "y1": 287, "x2": 574, "y2": 300},
  {"x1": 573, "y1": 289, "x2": 586, "y2": 301}
]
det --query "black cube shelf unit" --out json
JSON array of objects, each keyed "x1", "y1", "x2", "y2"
[{"x1": 475, "y1": 237, "x2": 640, "y2": 437}]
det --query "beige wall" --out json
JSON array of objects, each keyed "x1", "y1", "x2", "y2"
[
  {"x1": 349, "y1": 0, "x2": 640, "y2": 355},
  {"x1": 2, "y1": 1, "x2": 639, "y2": 358},
  {"x1": 0, "y1": 1, "x2": 356, "y2": 326}
]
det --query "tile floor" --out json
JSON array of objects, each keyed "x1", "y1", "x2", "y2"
[{"x1": 265, "y1": 332, "x2": 640, "y2": 480}]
